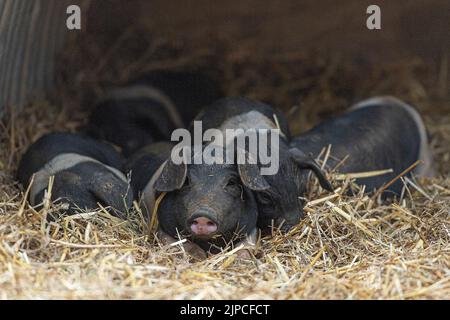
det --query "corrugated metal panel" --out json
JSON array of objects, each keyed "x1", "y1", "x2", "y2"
[{"x1": 0, "y1": 0, "x2": 74, "y2": 116}]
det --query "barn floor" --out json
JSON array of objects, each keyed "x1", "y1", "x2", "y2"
[{"x1": 0, "y1": 1, "x2": 449, "y2": 299}]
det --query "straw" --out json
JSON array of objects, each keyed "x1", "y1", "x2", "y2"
[{"x1": 0, "y1": 25, "x2": 448, "y2": 299}]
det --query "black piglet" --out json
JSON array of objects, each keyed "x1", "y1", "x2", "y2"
[
  {"x1": 86, "y1": 69, "x2": 224, "y2": 157},
  {"x1": 290, "y1": 96, "x2": 434, "y2": 196},
  {"x1": 17, "y1": 132, "x2": 134, "y2": 218}
]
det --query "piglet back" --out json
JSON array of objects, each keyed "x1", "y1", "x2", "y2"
[
  {"x1": 17, "y1": 132, "x2": 124, "y2": 187},
  {"x1": 291, "y1": 96, "x2": 433, "y2": 195},
  {"x1": 125, "y1": 142, "x2": 174, "y2": 195},
  {"x1": 132, "y1": 69, "x2": 225, "y2": 126}
]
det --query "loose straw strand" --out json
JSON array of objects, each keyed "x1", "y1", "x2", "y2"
[{"x1": 149, "y1": 192, "x2": 166, "y2": 233}]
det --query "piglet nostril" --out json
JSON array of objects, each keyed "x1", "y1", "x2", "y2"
[{"x1": 190, "y1": 217, "x2": 218, "y2": 236}]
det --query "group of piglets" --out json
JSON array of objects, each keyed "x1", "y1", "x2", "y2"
[{"x1": 17, "y1": 69, "x2": 434, "y2": 259}]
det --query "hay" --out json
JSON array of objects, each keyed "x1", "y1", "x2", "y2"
[{"x1": 0, "y1": 20, "x2": 449, "y2": 300}]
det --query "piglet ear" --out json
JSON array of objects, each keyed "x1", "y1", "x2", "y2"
[
  {"x1": 237, "y1": 149, "x2": 270, "y2": 191},
  {"x1": 238, "y1": 163, "x2": 270, "y2": 191},
  {"x1": 154, "y1": 160, "x2": 187, "y2": 192},
  {"x1": 289, "y1": 148, "x2": 333, "y2": 191}
]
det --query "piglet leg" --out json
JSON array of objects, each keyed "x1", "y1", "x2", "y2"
[{"x1": 157, "y1": 228, "x2": 207, "y2": 260}]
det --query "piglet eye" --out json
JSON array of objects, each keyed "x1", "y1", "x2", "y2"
[
  {"x1": 226, "y1": 177, "x2": 238, "y2": 187},
  {"x1": 258, "y1": 193, "x2": 274, "y2": 206}
]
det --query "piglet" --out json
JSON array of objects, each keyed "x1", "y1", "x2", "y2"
[
  {"x1": 17, "y1": 132, "x2": 134, "y2": 218},
  {"x1": 290, "y1": 96, "x2": 434, "y2": 196},
  {"x1": 189, "y1": 97, "x2": 333, "y2": 234},
  {"x1": 87, "y1": 69, "x2": 224, "y2": 156},
  {"x1": 140, "y1": 97, "x2": 332, "y2": 258},
  {"x1": 126, "y1": 142, "x2": 261, "y2": 259}
]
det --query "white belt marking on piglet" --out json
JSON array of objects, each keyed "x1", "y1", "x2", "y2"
[
  {"x1": 141, "y1": 160, "x2": 167, "y2": 220},
  {"x1": 217, "y1": 110, "x2": 286, "y2": 146},
  {"x1": 99, "y1": 85, "x2": 184, "y2": 128},
  {"x1": 29, "y1": 153, "x2": 128, "y2": 206},
  {"x1": 350, "y1": 96, "x2": 434, "y2": 178}
]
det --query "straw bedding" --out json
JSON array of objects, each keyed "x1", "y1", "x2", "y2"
[{"x1": 0, "y1": 30, "x2": 448, "y2": 299}]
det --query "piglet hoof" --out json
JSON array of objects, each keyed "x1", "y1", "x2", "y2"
[
  {"x1": 184, "y1": 242, "x2": 208, "y2": 260},
  {"x1": 234, "y1": 228, "x2": 258, "y2": 260},
  {"x1": 157, "y1": 228, "x2": 208, "y2": 260},
  {"x1": 236, "y1": 247, "x2": 254, "y2": 260}
]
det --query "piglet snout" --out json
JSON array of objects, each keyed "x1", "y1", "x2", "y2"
[{"x1": 190, "y1": 216, "x2": 218, "y2": 236}]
